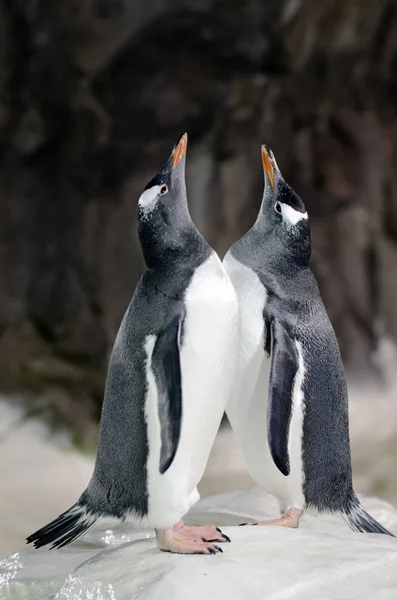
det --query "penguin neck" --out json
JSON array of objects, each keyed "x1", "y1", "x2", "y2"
[
  {"x1": 138, "y1": 205, "x2": 206, "y2": 271},
  {"x1": 249, "y1": 218, "x2": 311, "y2": 273}
]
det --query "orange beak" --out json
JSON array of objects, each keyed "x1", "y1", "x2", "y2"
[
  {"x1": 172, "y1": 133, "x2": 188, "y2": 170},
  {"x1": 261, "y1": 146, "x2": 275, "y2": 189}
]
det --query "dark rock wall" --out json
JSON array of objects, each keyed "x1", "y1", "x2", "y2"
[{"x1": 1, "y1": 0, "x2": 397, "y2": 425}]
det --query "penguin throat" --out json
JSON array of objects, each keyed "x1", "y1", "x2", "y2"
[
  {"x1": 249, "y1": 221, "x2": 311, "y2": 271},
  {"x1": 138, "y1": 219, "x2": 204, "y2": 270}
]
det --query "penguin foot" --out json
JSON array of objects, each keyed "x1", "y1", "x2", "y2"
[
  {"x1": 173, "y1": 521, "x2": 231, "y2": 543},
  {"x1": 239, "y1": 507, "x2": 302, "y2": 529},
  {"x1": 156, "y1": 526, "x2": 224, "y2": 555}
]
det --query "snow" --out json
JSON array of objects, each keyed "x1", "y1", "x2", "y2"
[{"x1": 1, "y1": 488, "x2": 397, "y2": 600}]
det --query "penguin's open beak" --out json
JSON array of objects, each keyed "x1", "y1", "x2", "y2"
[
  {"x1": 261, "y1": 145, "x2": 275, "y2": 189},
  {"x1": 172, "y1": 133, "x2": 188, "y2": 170}
]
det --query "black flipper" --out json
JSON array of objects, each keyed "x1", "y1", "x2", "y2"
[
  {"x1": 267, "y1": 317, "x2": 299, "y2": 476},
  {"x1": 152, "y1": 308, "x2": 185, "y2": 474}
]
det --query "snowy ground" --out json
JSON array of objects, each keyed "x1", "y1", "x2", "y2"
[{"x1": 1, "y1": 488, "x2": 397, "y2": 600}]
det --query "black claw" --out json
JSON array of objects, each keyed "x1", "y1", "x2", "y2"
[
  {"x1": 214, "y1": 545, "x2": 223, "y2": 553},
  {"x1": 208, "y1": 547, "x2": 216, "y2": 554},
  {"x1": 202, "y1": 537, "x2": 208, "y2": 542},
  {"x1": 239, "y1": 523, "x2": 248, "y2": 526},
  {"x1": 215, "y1": 527, "x2": 231, "y2": 542}
]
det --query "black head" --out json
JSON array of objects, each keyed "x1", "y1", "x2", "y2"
[
  {"x1": 137, "y1": 134, "x2": 202, "y2": 269},
  {"x1": 255, "y1": 145, "x2": 311, "y2": 268},
  {"x1": 138, "y1": 132, "x2": 188, "y2": 219}
]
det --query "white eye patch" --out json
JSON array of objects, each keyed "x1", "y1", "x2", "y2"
[
  {"x1": 280, "y1": 203, "x2": 308, "y2": 226},
  {"x1": 138, "y1": 185, "x2": 162, "y2": 212}
]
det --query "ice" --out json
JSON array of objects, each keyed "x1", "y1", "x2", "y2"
[{"x1": 1, "y1": 488, "x2": 397, "y2": 600}]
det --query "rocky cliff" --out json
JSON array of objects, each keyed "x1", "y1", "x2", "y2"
[{"x1": 1, "y1": 0, "x2": 397, "y2": 431}]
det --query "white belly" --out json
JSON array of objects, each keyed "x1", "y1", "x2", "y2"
[
  {"x1": 223, "y1": 252, "x2": 305, "y2": 511},
  {"x1": 145, "y1": 252, "x2": 240, "y2": 529}
]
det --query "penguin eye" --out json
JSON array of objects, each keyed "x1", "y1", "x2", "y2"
[
  {"x1": 274, "y1": 201, "x2": 282, "y2": 215},
  {"x1": 159, "y1": 184, "x2": 168, "y2": 195}
]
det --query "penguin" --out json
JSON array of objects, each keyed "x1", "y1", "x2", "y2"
[
  {"x1": 223, "y1": 144, "x2": 394, "y2": 535},
  {"x1": 27, "y1": 133, "x2": 240, "y2": 554}
]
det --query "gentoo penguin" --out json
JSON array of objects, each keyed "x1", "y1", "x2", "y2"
[
  {"x1": 27, "y1": 134, "x2": 239, "y2": 554},
  {"x1": 223, "y1": 145, "x2": 393, "y2": 535}
]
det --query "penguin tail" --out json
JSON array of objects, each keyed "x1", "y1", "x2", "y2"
[
  {"x1": 26, "y1": 503, "x2": 97, "y2": 549},
  {"x1": 343, "y1": 496, "x2": 395, "y2": 537}
]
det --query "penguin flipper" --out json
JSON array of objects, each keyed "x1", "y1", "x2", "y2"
[
  {"x1": 267, "y1": 317, "x2": 299, "y2": 476},
  {"x1": 152, "y1": 307, "x2": 186, "y2": 475}
]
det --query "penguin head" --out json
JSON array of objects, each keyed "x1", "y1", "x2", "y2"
[
  {"x1": 137, "y1": 133, "x2": 197, "y2": 268},
  {"x1": 138, "y1": 133, "x2": 188, "y2": 219},
  {"x1": 258, "y1": 145, "x2": 311, "y2": 267}
]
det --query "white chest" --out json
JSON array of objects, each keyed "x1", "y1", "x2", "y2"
[
  {"x1": 223, "y1": 251, "x2": 305, "y2": 509},
  {"x1": 223, "y1": 252, "x2": 267, "y2": 364},
  {"x1": 223, "y1": 252, "x2": 268, "y2": 423},
  {"x1": 143, "y1": 252, "x2": 240, "y2": 528}
]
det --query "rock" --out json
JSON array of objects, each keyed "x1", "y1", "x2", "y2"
[
  {"x1": 1, "y1": 488, "x2": 397, "y2": 600},
  {"x1": 1, "y1": 1, "x2": 397, "y2": 417}
]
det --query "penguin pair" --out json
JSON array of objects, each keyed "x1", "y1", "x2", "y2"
[
  {"x1": 27, "y1": 136, "x2": 392, "y2": 559},
  {"x1": 27, "y1": 134, "x2": 240, "y2": 555}
]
